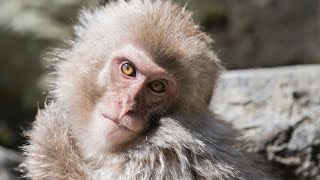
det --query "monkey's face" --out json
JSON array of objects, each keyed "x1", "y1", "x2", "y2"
[
  {"x1": 69, "y1": 44, "x2": 179, "y2": 152},
  {"x1": 97, "y1": 45, "x2": 178, "y2": 148}
]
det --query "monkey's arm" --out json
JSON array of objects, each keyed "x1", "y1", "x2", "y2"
[{"x1": 21, "y1": 102, "x2": 88, "y2": 180}]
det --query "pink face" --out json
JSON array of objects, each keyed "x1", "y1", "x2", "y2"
[{"x1": 93, "y1": 45, "x2": 178, "y2": 150}]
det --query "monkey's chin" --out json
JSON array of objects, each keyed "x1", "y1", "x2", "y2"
[{"x1": 102, "y1": 116, "x2": 137, "y2": 149}]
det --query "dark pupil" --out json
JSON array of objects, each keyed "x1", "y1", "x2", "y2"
[{"x1": 122, "y1": 63, "x2": 136, "y2": 77}]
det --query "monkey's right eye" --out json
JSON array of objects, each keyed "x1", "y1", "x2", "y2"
[{"x1": 121, "y1": 63, "x2": 136, "y2": 77}]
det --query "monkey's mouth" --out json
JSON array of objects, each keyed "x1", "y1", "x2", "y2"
[{"x1": 101, "y1": 113, "x2": 132, "y2": 131}]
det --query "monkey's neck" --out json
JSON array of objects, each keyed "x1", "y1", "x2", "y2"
[{"x1": 84, "y1": 118, "x2": 249, "y2": 179}]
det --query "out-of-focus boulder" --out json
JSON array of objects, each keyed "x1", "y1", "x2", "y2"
[
  {"x1": 213, "y1": 65, "x2": 320, "y2": 179},
  {"x1": 192, "y1": 0, "x2": 320, "y2": 69},
  {"x1": 0, "y1": 0, "x2": 90, "y2": 148},
  {"x1": 0, "y1": 146, "x2": 23, "y2": 180}
]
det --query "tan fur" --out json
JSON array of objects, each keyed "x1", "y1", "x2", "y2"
[
  {"x1": 22, "y1": 103, "x2": 271, "y2": 179},
  {"x1": 21, "y1": 103, "x2": 89, "y2": 180},
  {"x1": 21, "y1": 0, "x2": 274, "y2": 179}
]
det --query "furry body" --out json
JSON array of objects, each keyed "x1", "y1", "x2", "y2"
[
  {"x1": 22, "y1": 103, "x2": 269, "y2": 179},
  {"x1": 22, "y1": 0, "x2": 273, "y2": 179}
]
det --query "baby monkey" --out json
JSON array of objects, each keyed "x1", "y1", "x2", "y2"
[{"x1": 22, "y1": 0, "x2": 273, "y2": 179}]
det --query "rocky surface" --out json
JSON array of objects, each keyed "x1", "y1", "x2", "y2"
[
  {"x1": 195, "y1": 0, "x2": 320, "y2": 69},
  {"x1": 0, "y1": 147, "x2": 23, "y2": 180},
  {"x1": 213, "y1": 65, "x2": 320, "y2": 179},
  {"x1": 0, "y1": 0, "x2": 89, "y2": 148}
]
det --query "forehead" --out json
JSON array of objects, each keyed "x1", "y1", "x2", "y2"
[
  {"x1": 87, "y1": 2, "x2": 204, "y2": 53},
  {"x1": 77, "y1": 1, "x2": 210, "y2": 72}
]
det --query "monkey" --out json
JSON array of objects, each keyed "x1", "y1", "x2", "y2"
[{"x1": 21, "y1": 0, "x2": 275, "y2": 179}]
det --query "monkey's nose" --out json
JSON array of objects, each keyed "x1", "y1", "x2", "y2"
[{"x1": 118, "y1": 99, "x2": 136, "y2": 120}]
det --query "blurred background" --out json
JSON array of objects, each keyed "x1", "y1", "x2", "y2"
[{"x1": 0, "y1": 0, "x2": 318, "y2": 162}]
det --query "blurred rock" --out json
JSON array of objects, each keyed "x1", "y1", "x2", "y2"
[
  {"x1": 193, "y1": 0, "x2": 320, "y2": 69},
  {"x1": 0, "y1": 0, "x2": 91, "y2": 148},
  {"x1": 213, "y1": 65, "x2": 320, "y2": 179},
  {"x1": 0, "y1": 146, "x2": 23, "y2": 180}
]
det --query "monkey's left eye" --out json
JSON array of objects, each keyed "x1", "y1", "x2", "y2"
[
  {"x1": 121, "y1": 63, "x2": 136, "y2": 77},
  {"x1": 149, "y1": 80, "x2": 166, "y2": 93}
]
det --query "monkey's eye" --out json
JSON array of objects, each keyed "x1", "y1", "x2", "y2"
[
  {"x1": 121, "y1": 63, "x2": 136, "y2": 77},
  {"x1": 149, "y1": 80, "x2": 166, "y2": 93}
]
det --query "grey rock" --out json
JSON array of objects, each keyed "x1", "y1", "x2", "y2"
[
  {"x1": 0, "y1": 0, "x2": 90, "y2": 39},
  {"x1": 0, "y1": 0, "x2": 91, "y2": 148},
  {"x1": 197, "y1": 0, "x2": 320, "y2": 69},
  {"x1": 213, "y1": 65, "x2": 320, "y2": 179},
  {"x1": 0, "y1": 146, "x2": 23, "y2": 180}
]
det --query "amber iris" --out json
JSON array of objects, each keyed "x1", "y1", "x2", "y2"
[
  {"x1": 149, "y1": 80, "x2": 166, "y2": 93},
  {"x1": 121, "y1": 63, "x2": 136, "y2": 77}
]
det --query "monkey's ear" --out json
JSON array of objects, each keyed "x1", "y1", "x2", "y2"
[{"x1": 99, "y1": 0, "x2": 130, "y2": 6}]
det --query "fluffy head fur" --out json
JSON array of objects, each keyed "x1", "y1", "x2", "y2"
[
  {"x1": 21, "y1": 0, "x2": 274, "y2": 179},
  {"x1": 55, "y1": 0, "x2": 222, "y2": 114}
]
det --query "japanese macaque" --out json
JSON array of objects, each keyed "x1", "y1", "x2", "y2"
[{"x1": 21, "y1": 0, "x2": 273, "y2": 179}]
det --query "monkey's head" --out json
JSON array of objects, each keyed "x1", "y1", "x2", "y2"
[{"x1": 53, "y1": 0, "x2": 222, "y2": 154}]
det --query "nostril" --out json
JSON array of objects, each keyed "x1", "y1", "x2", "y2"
[
  {"x1": 127, "y1": 101, "x2": 136, "y2": 112},
  {"x1": 127, "y1": 109, "x2": 135, "y2": 115}
]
